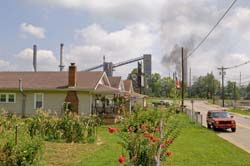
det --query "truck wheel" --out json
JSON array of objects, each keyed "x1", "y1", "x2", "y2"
[
  {"x1": 231, "y1": 128, "x2": 236, "y2": 132},
  {"x1": 207, "y1": 123, "x2": 211, "y2": 129},
  {"x1": 213, "y1": 125, "x2": 217, "y2": 131}
]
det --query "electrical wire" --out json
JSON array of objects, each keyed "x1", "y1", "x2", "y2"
[
  {"x1": 187, "y1": 0, "x2": 238, "y2": 58},
  {"x1": 224, "y1": 59, "x2": 250, "y2": 70}
]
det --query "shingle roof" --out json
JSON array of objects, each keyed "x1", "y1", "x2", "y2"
[
  {"x1": 123, "y1": 80, "x2": 133, "y2": 93},
  {"x1": 0, "y1": 71, "x2": 104, "y2": 90},
  {"x1": 95, "y1": 84, "x2": 120, "y2": 93},
  {"x1": 108, "y1": 76, "x2": 122, "y2": 89}
]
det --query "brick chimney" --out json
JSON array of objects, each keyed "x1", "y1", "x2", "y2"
[{"x1": 68, "y1": 63, "x2": 77, "y2": 87}]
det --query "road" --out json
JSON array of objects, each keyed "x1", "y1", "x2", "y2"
[{"x1": 185, "y1": 100, "x2": 250, "y2": 154}]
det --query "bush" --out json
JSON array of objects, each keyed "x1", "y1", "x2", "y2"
[
  {"x1": 28, "y1": 110, "x2": 99, "y2": 143},
  {"x1": 0, "y1": 124, "x2": 44, "y2": 165},
  {"x1": 110, "y1": 106, "x2": 182, "y2": 166}
]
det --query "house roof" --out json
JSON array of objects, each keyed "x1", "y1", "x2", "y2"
[
  {"x1": 95, "y1": 84, "x2": 120, "y2": 93},
  {"x1": 123, "y1": 80, "x2": 133, "y2": 93},
  {"x1": 108, "y1": 76, "x2": 122, "y2": 89},
  {"x1": 0, "y1": 71, "x2": 104, "y2": 90},
  {"x1": 123, "y1": 91, "x2": 147, "y2": 98}
]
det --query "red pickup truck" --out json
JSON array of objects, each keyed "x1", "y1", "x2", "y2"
[{"x1": 206, "y1": 110, "x2": 236, "y2": 132}]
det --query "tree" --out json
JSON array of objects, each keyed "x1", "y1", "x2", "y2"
[
  {"x1": 127, "y1": 68, "x2": 177, "y2": 97},
  {"x1": 245, "y1": 83, "x2": 250, "y2": 99},
  {"x1": 225, "y1": 81, "x2": 240, "y2": 99},
  {"x1": 191, "y1": 73, "x2": 220, "y2": 98}
]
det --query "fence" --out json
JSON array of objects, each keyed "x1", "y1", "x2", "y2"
[{"x1": 184, "y1": 108, "x2": 203, "y2": 126}]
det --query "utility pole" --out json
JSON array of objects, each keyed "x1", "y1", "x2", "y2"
[
  {"x1": 212, "y1": 78, "x2": 215, "y2": 104},
  {"x1": 218, "y1": 66, "x2": 226, "y2": 107},
  {"x1": 240, "y1": 72, "x2": 241, "y2": 87},
  {"x1": 233, "y1": 82, "x2": 236, "y2": 108},
  {"x1": 189, "y1": 68, "x2": 192, "y2": 98},
  {"x1": 181, "y1": 47, "x2": 185, "y2": 112}
]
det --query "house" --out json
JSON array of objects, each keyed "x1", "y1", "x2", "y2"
[
  {"x1": 0, "y1": 63, "x2": 119, "y2": 116},
  {"x1": 123, "y1": 80, "x2": 147, "y2": 111}
]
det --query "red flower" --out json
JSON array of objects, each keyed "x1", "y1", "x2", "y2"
[
  {"x1": 154, "y1": 127, "x2": 159, "y2": 132},
  {"x1": 150, "y1": 135, "x2": 160, "y2": 142},
  {"x1": 149, "y1": 135, "x2": 155, "y2": 140},
  {"x1": 166, "y1": 138, "x2": 174, "y2": 144},
  {"x1": 166, "y1": 152, "x2": 172, "y2": 157},
  {"x1": 140, "y1": 124, "x2": 147, "y2": 129},
  {"x1": 161, "y1": 144, "x2": 166, "y2": 149},
  {"x1": 118, "y1": 155, "x2": 126, "y2": 163},
  {"x1": 128, "y1": 126, "x2": 134, "y2": 132},
  {"x1": 108, "y1": 127, "x2": 118, "y2": 133},
  {"x1": 144, "y1": 131, "x2": 149, "y2": 136}
]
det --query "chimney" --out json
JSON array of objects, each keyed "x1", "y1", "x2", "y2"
[
  {"x1": 59, "y1": 43, "x2": 65, "y2": 72},
  {"x1": 68, "y1": 63, "x2": 77, "y2": 87},
  {"x1": 33, "y1": 45, "x2": 37, "y2": 72}
]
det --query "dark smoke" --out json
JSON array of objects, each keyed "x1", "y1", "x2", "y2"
[{"x1": 161, "y1": 38, "x2": 194, "y2": 80}]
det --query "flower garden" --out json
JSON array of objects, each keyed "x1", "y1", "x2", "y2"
[{"x1": 0, "y1": 101, "x2": 250, "y2": 166}]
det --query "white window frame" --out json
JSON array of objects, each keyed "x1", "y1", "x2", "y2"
[
  {"x1": 0, "y1": 93, "x2": 16, "y2": 104},
  {"x1": 34, "y1": 93, "x2": 44, "y2": 109},
  {"x1": 7, "y1": 93, "x2": 16, "y2": 103}
]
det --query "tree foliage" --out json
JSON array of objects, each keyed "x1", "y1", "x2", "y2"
[{"x1": 191, "y1": 73, "x2": 220, "y2": 98}]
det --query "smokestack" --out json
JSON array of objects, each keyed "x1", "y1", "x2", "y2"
[
  {"x1": 68, "y1": 63, "x2": 77, "y2": 87},
  {"x1": 59, "y1": 43, "x2": 65, "y2": 72},
  {"x1": 33, "y1": 45, "x2": 37, "y2": 72}
]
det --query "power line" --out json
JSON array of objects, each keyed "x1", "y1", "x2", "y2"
[
  {"x1": 188, "y1": 0, "x2": 237, "y2": 58},
  {"x1": 224, "y1": 59, "x2": 250, "y2": 70}
]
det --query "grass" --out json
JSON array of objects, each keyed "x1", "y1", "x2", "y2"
[
  {"x1": 41, "y1": 125, "x2": 122, "y2": 166},
  {"x1": 40, "y1": 114, "x2": 250, "y2": 166},
  {"x1": 228, "y1": 109, "x2": 250, "y2": 116},
  {"x1": 165, "y1": 115, "x2": 250, "y2": 166}
]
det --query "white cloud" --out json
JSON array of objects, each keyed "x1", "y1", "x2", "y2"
[
  {"x1": 0, "y1": 60, "x2": 10, "y2": 70},
  {"x1": 30, "y1": 0, "x2": 165, "y2": 23},
  {"x1": 67, "y1": 23, "x2": 156, "y2": 76},
  {"x1": 15, "y1": 48, "x2": 58, "y2": 71},
  {"x1": 224, "y1": 8, "x2": 250, "y2": 40},
  {"x1": 20, "y1": 23, "x2": 46, "y2": 39},
  {"x1": 11, "y1": 0, "x2": 250, "y2": 81}
]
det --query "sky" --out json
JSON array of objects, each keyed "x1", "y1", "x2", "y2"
[{"x1": 1, "y1": 0, "x2": 250, "y2": 85}]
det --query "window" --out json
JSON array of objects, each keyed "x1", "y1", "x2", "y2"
[
  {"x1": 34, "y1": 93, "x2": 44, "y2": 109},
  {"x1": 0, "y1": 94, "x2": 6, "y2": 103},
  {"x1": 8, "y1": 94, "x2": 16, "y2": 103},
  {"x1": 0, "y1": 93, "x2": 16, "y2": 103}
]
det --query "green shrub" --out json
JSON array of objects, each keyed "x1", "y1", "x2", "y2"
[
  {"x1": 28, "y1": 111, "x2": 99, "y2": 143},
  {"x1": 0, "y1": 124, "x2": 44, "y2": 166},
  {"x1": 113, "y1": 106, "x2": 182, "y2": 166}
]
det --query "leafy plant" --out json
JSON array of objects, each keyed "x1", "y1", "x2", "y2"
[{"x1": 110, "y1": 106, "x2": 182, "y2": 166}]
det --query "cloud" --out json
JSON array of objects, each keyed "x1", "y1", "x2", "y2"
[
  {"x1": 30, "y1": 0, "x2": 165, "y2": 23},
  {"x1": 224, "y1": 8, "x2": 250, "y2": 40},
  {"x1": 15, "y1": 48, "x2": 58, "y2": 71},
  {"x1": 67, "y1": 23, "x2": 156, "y2": 76},
  {"x1": 20, "y1": 23, "x2": 46, "y2": 39},
  {"x1": 0, "y1": 60, "x2": 11, "y2": 70}
]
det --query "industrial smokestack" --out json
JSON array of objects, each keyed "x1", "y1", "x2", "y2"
[
  {"x1": 59, "y1": 43, "x2": 65, "y2": 72},
  {"x1": 33, "y1": 45, "x2": 37, "y2": 72}
]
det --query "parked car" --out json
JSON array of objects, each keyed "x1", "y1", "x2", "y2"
[
  {"x1": 206, "y1": 110, "x2": 236, "y2": 132},
  {"x1": 152, "y1": 100, "x2": 169, "y2": 107}
]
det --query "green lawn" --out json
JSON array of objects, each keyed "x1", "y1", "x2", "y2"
[
  {"x1": 228, "y1": 109, "x2": 250, "y2": 116},
  {"x1": 41, "y1": 114, "x2": 250, "y2": 166},
  {"x1": 166, "y1": 116, "x2": 250, "y2": 166}
]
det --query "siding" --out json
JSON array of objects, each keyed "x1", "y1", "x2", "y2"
[
  {"x1": 23, "y1": 91, "x2": 67, "y2": 116},
  {"x1": 0, "y1": 90, "x2": 93, "y2": 116},
  {"x1": 77, "y1": 92, "x2": 92, "y2": 115},
  {"x1": 0, "y1": 91, "x2": 22, "y2": 115}
]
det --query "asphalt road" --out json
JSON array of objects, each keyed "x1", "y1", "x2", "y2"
[{"x1": 185, "y1": 100, "x2": 250, "y2": 154}]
